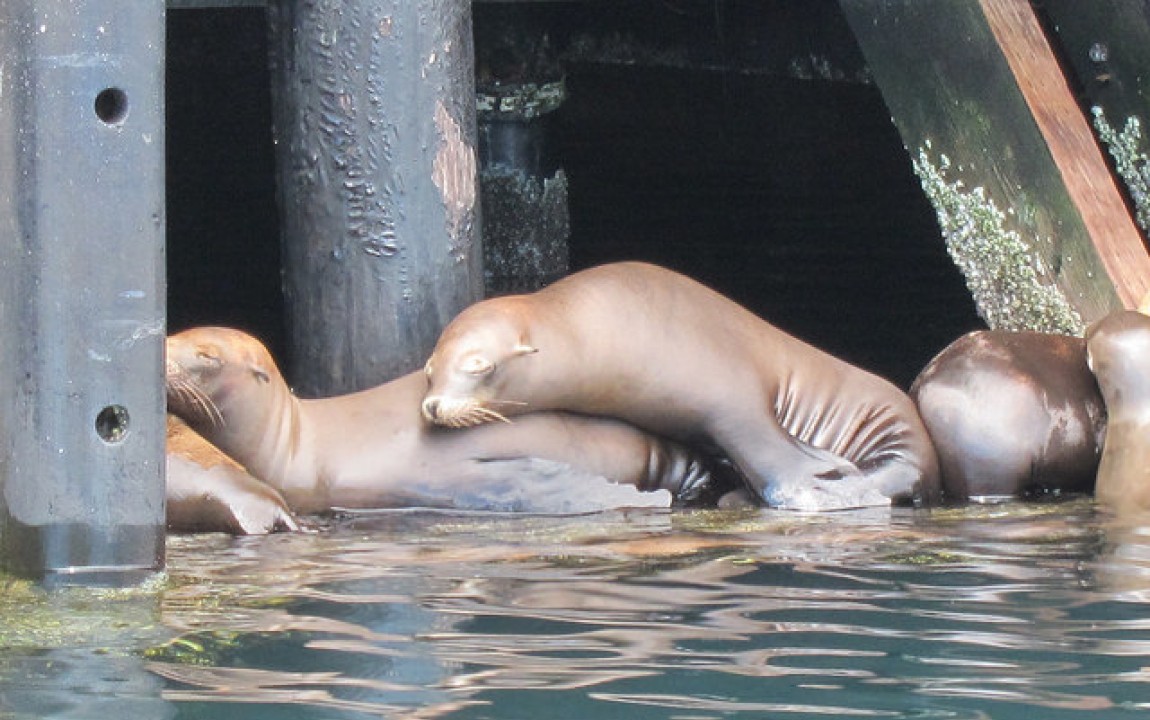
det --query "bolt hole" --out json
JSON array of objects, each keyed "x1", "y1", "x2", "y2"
[
  {"x1": 95, "y1": 405, "x2": 130, "y2": 444},
  {"x1": 94, "y1": 87, "x2": 128, "y2": 125}
]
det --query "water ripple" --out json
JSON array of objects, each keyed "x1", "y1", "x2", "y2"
[{"x1": 136, "y1": 500, "x2": 1150, "y2": 719}]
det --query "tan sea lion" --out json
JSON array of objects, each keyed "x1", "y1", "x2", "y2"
[
  {"x1": 420, "y1": 261, "x2": 941, "y2": 510},
  {"x1": 910, "y1": 330, "x2": 1105, "y2": 502},
  {"x1": 166, "y1": 414, "x2": 300, "y2": 534},
  {"x1": 1086, "y1": 310, "x2": 1150, "y2": 513},
  {"x1": 165, "y1": 326, "x2": 742, "y2": 515}
]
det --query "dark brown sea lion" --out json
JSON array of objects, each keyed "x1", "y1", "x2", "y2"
[
  {"x1": 166, "y1": 414, "x2": 299, "y2": 534},
  {"x1": 420, "y1": 261, "x2": 941, "y2": 510},
  {"x1": 909, "y1": 329, "x2": 1105, "y2": 501},
  {"x1": 1086, "y1": 310, "x2": 1150, "y2": 513},
  {"x1": 166, "y1": 326, "x2": 740, "y2": 515}
]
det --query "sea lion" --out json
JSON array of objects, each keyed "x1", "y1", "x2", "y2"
[
  {"x1": 1086, "y1": 310, "x2": 1150, "y2": 513},
  {"x1": 420, "y1": 261, "x2": 941, "y2": 510},
  {"x1": 165, "y1": 326, "x2": 742, "y2": 515},
  {"x1": 166, "y1": 414, "x2": 300, "y2": 534},
  {"x1": 909, "y1": 330, "x2": 1105, "y2": 502}
]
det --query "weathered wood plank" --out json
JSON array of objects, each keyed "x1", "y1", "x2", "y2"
[
  {"x1": 980, "y1": 0, "x2": 1150, "y2": 309},
  {"x1": 840, "y1": 0, "x2": 1148, "y2": 332},
  {"x1": 1038, "y1": 0, "x2": 1150, "y2": 264}
]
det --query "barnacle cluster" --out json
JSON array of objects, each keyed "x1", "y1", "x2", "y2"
[{"x1": 912, "y1": 145, "x2": 1084, "y2": 334}]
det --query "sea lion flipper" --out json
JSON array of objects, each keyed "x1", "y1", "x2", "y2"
[
  {"x1": 762, "y1": 474, "x2": 890, "y2": 512},
  {"x1": 166, "y1": 414, "x2": 300, "y2": 535},
  {"x1": 166, "y1": 453, "x2": 301, "y2": 535},
  {"x1": 726, "y1": 426, "x2": 864, "y2": 508}
]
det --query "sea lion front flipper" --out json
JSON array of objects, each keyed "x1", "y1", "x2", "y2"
[
  {"x1": 760, "y1": 474, "x2": 891, "y2": 511},
  {"x1": 719, "y1": 418, "x2": 876, "y2": 510},
  {"x1": 166, "y1": 415, "x2": 301, "y2": 535}
]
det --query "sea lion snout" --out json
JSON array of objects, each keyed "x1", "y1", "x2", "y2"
[
  {"x1": 421, "y1": 393, "x2": 511, "y2": 428},
  {"x1": 421, "y1": 396, "x2": 442, "y2": 423}
]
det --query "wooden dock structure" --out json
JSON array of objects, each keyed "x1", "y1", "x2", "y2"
[
  {"x1": 1, "y1": 0, "x2": 1148, "y2": 584},
  {"x1": 841, "y1": 0, "x2": 1150, "y2": 332}
]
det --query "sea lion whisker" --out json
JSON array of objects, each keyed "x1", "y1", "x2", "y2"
[
  {"x1": 189, "y1": 386, "x2": 225, "y2": 429},
  {"x1": 444, "y1": 412, "x2": 471, "y2": 429},
  {"x1": 166, "y1": 380, "x2": 197, "y2": 410},
  {"x1": 487, "y1": 399, "x2": 528, "y2": 408},
  {"x1": 428, "y1": 397, "x2": 510, "y2": 429},
  {"x1": 199, "y1": 396, "x2": 227, "y2": 429},
  {"x1": 167, "y1": 375, "x2": 226, "y2": 429},
  {"x1": 475, "y1": 407, "x2": 512, "y2": 424}
]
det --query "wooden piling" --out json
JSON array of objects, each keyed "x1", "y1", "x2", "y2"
[
  {"x1": 267, "y1": 0, "x2": 484, "y2": 397},
  {"x1": 474, "y1": 5, "x2": 570, "y2": 295}
]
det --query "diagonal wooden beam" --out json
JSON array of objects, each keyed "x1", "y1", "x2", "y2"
[{"x1": 980, "y1": 0, "x2": 1150, "y2": 308}]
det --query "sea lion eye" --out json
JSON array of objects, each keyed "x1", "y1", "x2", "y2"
[
  {"x1": 462, "y1": 355, "x2": 494, "y2": 376},
  {"x1": 195, "y1": 347, "x2": 223, "y2": 369}
]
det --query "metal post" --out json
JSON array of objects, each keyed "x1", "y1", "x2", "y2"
[
  {"x1": 0, "y1": 0, "x2": 167, "y2": 585},
  {"x1": 268, "y1": 0, "x2": 483, "y2": 397}
]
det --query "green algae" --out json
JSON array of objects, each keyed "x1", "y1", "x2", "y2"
[{"x1": 0, "y1": 573, "x2": 168, "y2": 651}]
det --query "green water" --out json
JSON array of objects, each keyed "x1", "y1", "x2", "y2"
[{"x1": 3, "y1": 499, "x2": 1150, "y2": 719}]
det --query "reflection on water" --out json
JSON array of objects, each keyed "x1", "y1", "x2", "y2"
[{"x1": 6, "y1": 500, "x2": 1150, "y2": 719}]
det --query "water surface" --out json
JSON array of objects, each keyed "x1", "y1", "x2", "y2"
[{"x1": 5, "y1": 499, "x2": 1150, "y2": 719}]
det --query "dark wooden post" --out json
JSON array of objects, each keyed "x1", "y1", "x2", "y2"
[
  {"x1": 474, "y1": 5, "x2": 569, "y2": 295},
  {"x1": 0, "y1": 0, "x2": 167, "y2": 584},
  {"x1": 268, "y1": 0, "x2": 483, "y2": 397}
]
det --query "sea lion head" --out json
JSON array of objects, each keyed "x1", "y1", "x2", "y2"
[
  {"x1": 421, "y1": 299, "x2": 538, "y2": 428},
  {"x1": 1087, "y1": 310, "x2": 1150, "y2": 413},
  {"x1": 166, "y1": 326, "x2": 276, "y2": 431}
]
